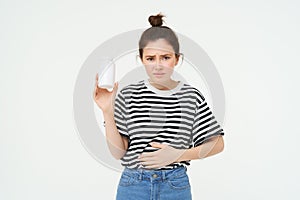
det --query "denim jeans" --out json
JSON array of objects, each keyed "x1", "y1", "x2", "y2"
[{"x1": 116, "y1": 166, "x2": 192, "y2": 200}]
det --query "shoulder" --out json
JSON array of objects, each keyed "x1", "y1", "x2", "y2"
[
  {"x1": 181, "y1": 82, "x2": 205, "y2": 103},
  {"x1": 118, "y1": 79, "x2": 145, "y2": 94}
]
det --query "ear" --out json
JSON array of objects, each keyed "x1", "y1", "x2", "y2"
[{"x1": 175, "y1": 54, "x2": 180, "y2": 66}]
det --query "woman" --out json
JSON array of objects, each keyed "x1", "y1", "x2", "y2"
[{"x1": 94, "y1": 13, "x2": 225, "y2": 200}]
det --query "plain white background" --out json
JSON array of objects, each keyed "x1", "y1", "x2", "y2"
[{"x1": 1, "y1": 0, "x2": 299, "y2": 199}]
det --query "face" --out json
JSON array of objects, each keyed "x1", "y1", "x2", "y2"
[{"x1": 141, "y1": 39, "x2": 179, "y2": 86}]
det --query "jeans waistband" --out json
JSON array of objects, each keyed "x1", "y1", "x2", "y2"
[{"x1": 122, "y1": 166, "x2": 187, "y2": 181}]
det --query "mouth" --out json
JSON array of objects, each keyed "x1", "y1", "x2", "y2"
[{"x1": 153, "y1": 73, "x2": 165, "y2": 76}]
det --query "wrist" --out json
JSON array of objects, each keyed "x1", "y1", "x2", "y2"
[
  {"x1": 176, "y1": 149, "x2": 187, "y2": 162},
  {"x1": 103, "y1": 110, "x2": 114, "y2": 119}
]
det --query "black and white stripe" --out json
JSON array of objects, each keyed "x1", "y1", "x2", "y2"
[{"x1": 113, "y1": 79, "x2": 224, "y2": 169}]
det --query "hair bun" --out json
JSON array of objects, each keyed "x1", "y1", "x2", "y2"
[{"x1": 148, "y1": 13, "x2": 165, "y2": 27}]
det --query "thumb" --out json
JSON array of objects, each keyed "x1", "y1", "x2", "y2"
[
  {"x1": 115, "y1": 81, "x2": 119, "y2": 90},
  {"x1": 150, "y1": 142, "x2": 165, "y2": 149},
  {"x1": 112, "y1": 81, "x2": 119, "y2": 93}
]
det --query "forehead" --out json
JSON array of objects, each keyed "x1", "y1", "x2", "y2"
[{"x1": 143, "y1": 39, "x2": 174, "y2": 55}]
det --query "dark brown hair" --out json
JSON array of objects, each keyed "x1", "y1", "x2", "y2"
[{"x1": 138, "y1": 13, "x2": 180, "y2": 60}]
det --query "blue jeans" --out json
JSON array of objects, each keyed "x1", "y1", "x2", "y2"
[{"x1": 116, "y1": 166, "x2": 192, "y2": 200}]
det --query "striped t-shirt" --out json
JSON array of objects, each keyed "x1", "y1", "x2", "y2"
[{"x1": 113, "y1": 79, "x2": 224, "y2": 170}]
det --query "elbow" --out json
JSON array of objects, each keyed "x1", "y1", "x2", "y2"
[
  {"x1": 110, "y1": 150, "x2": 126, "y2": 160},
  {"x1": 106, "y1": 139, "x2": 127, "y2": 160},
  {"x1": 208, "y1": 135, "x2": 225, "y2": 157},
  {"x1": 216, "y1": 135, "x2": 225, "y2": 153},
  {"x1": 199, "y1": 135, "x2": 225, "y2": 159},
  {"x1": 107, "y1": 145, "x2": 126, "y2": 160},
  {"x1": 112, "y1": 155, "x2": 123, "y2": 160}
]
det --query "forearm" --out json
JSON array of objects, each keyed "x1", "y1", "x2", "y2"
[
  {"x1": 103, "y1": 111, "x2": 127, "y2": 160},
  {"x1": 177, "y1": 136, "x2": 224, "y2": 162}
]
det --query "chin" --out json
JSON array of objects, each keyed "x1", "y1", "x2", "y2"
[{"x1": 152, "y1": 78, "x2": 165, "y2": 83}]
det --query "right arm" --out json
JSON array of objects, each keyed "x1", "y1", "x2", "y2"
[
  {"x1": 93, "y1": 74, "x2": 128, "y2": 160},
  {"x1": 103, "y1": 110, "x2": 128, "y2": 160}
]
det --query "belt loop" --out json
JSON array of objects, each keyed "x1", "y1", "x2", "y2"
[
  {"x1": 162, "y1": 170, "x2": 166, "y2": 181},
  {"x1": 138, "y1": 168, "x2": 143, "y2": 181}
]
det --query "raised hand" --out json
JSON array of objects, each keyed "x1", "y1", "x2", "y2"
[{"x1": 93, "y1": 73, "x2": 118, "y2": 113}]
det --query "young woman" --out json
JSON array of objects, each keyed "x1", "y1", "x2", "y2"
[{"x1": 94, "y1": 13, "x2": 225, "y2": 200}]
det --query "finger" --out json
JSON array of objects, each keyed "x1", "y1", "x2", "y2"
[
  {"x1": 140, "y1": 160, "x2": 157, "y2": 167},
  {"x1": 138, "y1": 155, "x2": 156, "y2": 163},
  {"x1": 95, "y1": 74, "x2": 99, "y2": 88},
  {"x1": 93, "y1": 90, "x2": 98, "y2": 101},
  {"x1": 139, "y1": 152, "x2": 156, "y2": 159},
  {"x1": 112, "y1": 82, "x2": 119, "y2": 95},
  {"x1": 149, "y1": 142, "x2": 166, "y2": 149},
  {"x1": 140, "y1": 158, "x2": 160, "y2": 165},
  {"x1": 93, "y1": 82, "x2": 99, "y2": 99},
  {"x1": 143, "y1": 164, "x2": 160, "y2": 169}
]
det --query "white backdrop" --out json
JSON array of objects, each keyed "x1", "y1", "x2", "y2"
[{"x1": 1, "y1": 0, "x2": 299, "y2": 199}]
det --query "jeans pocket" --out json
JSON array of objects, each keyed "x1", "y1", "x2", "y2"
[
  {"x1": 167, "y1": 173, "x2": 191, "y2": 190},
  {"x1": 118, "y1": 173, "x2": 139, "y2": 187}
]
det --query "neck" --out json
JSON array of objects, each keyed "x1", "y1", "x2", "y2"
[{"x1": 148, "y1": 79, "x2": 179, "y2": 90}]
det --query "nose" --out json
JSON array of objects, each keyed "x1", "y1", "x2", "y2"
[{"x1": 154, "y1": 55, "x2": 163, "y2": 69}]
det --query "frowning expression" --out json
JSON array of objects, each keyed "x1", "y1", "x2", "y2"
[{"x1": 142, "y1": 39, "x2": 179, "y2": 83}]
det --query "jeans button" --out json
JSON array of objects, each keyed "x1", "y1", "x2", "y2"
[{"x1": 152, "y1": 174, "x2": 158, "y2": 178}]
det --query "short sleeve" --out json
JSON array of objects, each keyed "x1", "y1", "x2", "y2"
[
  {"x1": 191, "y1": 94, "x2": 224, "y2": 147},
  {"x1": 114, "y1": 91, "x2": 129, "y2": 138}
]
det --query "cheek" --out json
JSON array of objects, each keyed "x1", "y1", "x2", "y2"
[
  {"x1": 144, "y1": 65, "x2": 153, "y2": 73},
  {"x1": 165, "y1": 66, "x2": 175, "y2": 73},
  {"x1": 167, "y1": 59, "x2": 177, "y2": 67},
  {"x1": 165, "y1": 62, "x2": 176, "y2": 69}
]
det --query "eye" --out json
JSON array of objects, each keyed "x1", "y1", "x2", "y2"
[
  {"x1": 163, "y1": 56, "x2": 170, "y2": 60},
  {"x1": 146, "y1": 57, "x2": 154, "y2": 61}
]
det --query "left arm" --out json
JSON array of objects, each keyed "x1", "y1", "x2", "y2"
[{"x1": 176, "y1": 135, "x2": 224, "y2": 162}]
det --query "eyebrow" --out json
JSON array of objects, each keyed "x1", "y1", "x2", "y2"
[{"x1": 144, "y1": 54, "x2": 172, "y2": 57}]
